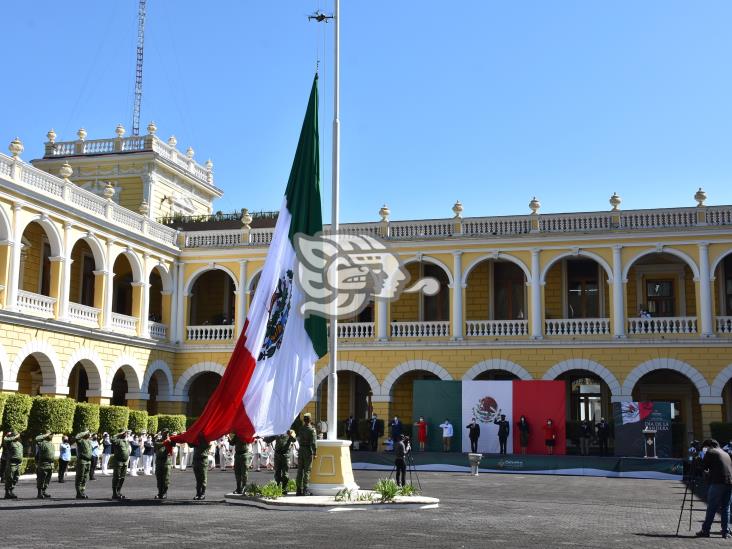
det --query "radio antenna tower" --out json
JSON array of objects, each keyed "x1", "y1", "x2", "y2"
[{"x1": 132, "y1": 0, "x2": 147, "y2": 136}]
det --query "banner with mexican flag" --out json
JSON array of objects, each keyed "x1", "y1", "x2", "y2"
[{"x1": 175, "y1": 75, "x2": 327, "y2": 444}]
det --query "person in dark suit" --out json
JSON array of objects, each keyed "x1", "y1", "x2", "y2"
[
  {"x1": 345, "y1": 416, "x2": 356, "y2": 447},
  {"x1": 390, "y1": 416, "x2": 403, "y2": 442},
  {"x1": 494, "y1": 414, "x2": 510, "y2": 454},
  {"x1": 697, "y1": 439, "x2": 732, "y2": 538},
  {"x1": 596, "y1": 418, "x2": 610, "y2": 456},
  {"x1": 369, "y1": 414, "x2": 382, "y2": 451},
  {"x1": 466, "y1": 418, "x2": 481, "y2": 453}
]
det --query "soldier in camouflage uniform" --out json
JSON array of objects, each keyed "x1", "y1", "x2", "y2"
[
  {"x1": 296, "y1": 414, "x2": 318, "y2": 496},
  {"x1": 154, "y1": 430, "x2": 174, "y2": 499},
  {"x1": 75, "y1": 430, "x2": 92, "y2": 499},
  {"x1": 274, "y1": 430, "x2": 297, "y2": 494},
  {"x1": 3, "y1": 432, "x2": 22, "y2": 499},
  {"x1": 192, "y1": 434, "x2": 209, "y2": 500},
  {"x1": 231, "y1": 433, "x2": 252, "y2": 495},
  {"x1": 35, "y1": 431, "x2": 54, "y2": 499},
  {"x1": 111, "y1": 430, "x2": 130, "y2": 500}
]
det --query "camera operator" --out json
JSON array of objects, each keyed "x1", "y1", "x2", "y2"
[
  {"x1": 696, "y1": 439, "x2": 732, "y2": 539},
  {"x1": 394, "y1": 434, "x2": 409, "y2": 487}
]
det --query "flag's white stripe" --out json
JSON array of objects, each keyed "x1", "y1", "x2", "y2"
[{"x1": 241, "y1": 201, "x2": 319, "y2": 436}]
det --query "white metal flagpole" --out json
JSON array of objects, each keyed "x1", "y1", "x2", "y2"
[{"x1": 326, "y1": 0, "x2": 340, "y2": 441}]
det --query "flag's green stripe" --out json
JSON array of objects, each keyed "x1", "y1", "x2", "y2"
[{"x1": 284, "y1": 74, "x2": 327, "y2": 358}]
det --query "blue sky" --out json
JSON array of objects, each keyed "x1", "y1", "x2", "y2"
[{"x1": 3, "y1": 1, "x2": 731, "y2": 223}]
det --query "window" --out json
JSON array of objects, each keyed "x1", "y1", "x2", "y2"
[
  {"x1": 40, "y1": 241, "x2": 52, "y2": 296},
  {"x1": 566, "y1": 260, "x2": 599, "y2": 318},
  {"x1": 80, "y1": 254, "x2": 95, "y2": 307},
  {"x1": 646, "y1": 279, "x2": 674, "y2": 317},
  {"x1": 571, "y1": 377, "x2": 602, "y2": 421},
  {"x1": 493, "y1": 262, "x2": 525, "y2": 320},
  {"x1": 422, "y1": 264, "x2": 449, "y2": 321},
  {"x1": 724, "y1": 256, "x2": 732, "y2": 316}
]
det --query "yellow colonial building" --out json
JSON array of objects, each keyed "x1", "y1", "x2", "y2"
[{"x1": 2, "y1": 125, "x2": 732, "y2": 452}]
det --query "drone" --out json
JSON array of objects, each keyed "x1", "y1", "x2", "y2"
[{"x1": 308, "y1": 11, "x2": 333, "y2": 22}]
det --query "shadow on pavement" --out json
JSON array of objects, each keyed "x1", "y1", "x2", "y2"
[{"x1": 0, "y1": 499, "x2": 225, "y2": 511}]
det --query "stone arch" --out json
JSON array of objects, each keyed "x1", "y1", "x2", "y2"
[
  {"x1": 540, "y1": 250, "x2": 613, "y2": 285},
  {"x1": 141, "y1": 359, "x2": 174, "y2": 399},
  {"x1": 18, "y1": 214, "x2": 63, "y2": 257},
  {"x1": 462, "y1": 359, "x2": 533, "y2": 381},
  {"x1": 0, "y1": 341, "x2": 11, "y2": 387},
  {"x1": 148, "y1": 262, "x2": 173, "y2": 293},
  {"x1": 621, "y1": 358, "x2": 710, "y2": 399},
  {"x1": 402, "y1": 256, "x2": 454, "y2": 286},
  {"x1": 10, "y1": 339, "x2": 62, "y2": 390},
  {"x1": 184, "y1": 264, "x2": 239, "y2": 296},
  {"x1": 174, "y1": 361, "x2": 226, "y2": 396},
  {"x1": 107, "y1": 355, "x2": 143, "y2": 393},
  {"x1": 622, "y1": 247, "x2": 700, "y2": 281},
  {"x1": 68, "y1": 232, "x2": 106, "y2": 271},
  {"x1": 0, "y1": 203, "x2": 12, "y2": 241},
  {"x1": 462, "y1": 254, "x2": 532, "y2": 286},
  {"x1": 110, "y1": 247, "x2": 144, "y2": 283},
  {"x1": 381, "y1": 360, "x2": 453, "y2": 397},
  {"x1": 248, "y1": 268, "x2": 263, "y2": 293},
  {"x1": 710, "y1": 249, "x2": 732, "y2": 280},
  {"x1": 542, "y1": 358, "x2": 621, "y2": 396},
  {"x1": 62, "y1": 347, "x2": 104, "y2": 390},
  {"x1": 314, "y1": 361, "x2": 381, "y2": 396},
  {"x1": 711, "y1": 364, "x2": 732, "y2": 400}
]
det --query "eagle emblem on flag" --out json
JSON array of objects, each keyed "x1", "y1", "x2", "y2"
[{"x1": 258, "y1": 270, "x2": 294, "y2": 361}]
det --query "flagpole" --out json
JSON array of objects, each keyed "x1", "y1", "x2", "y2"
[{"x1": 326, "y1": 0, "x2": 340, "y2": 442}]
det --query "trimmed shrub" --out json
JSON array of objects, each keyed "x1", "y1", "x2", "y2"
[
  {"x1": 73, "y1": 403, "x2": 100, "y2": 435},
  {"x1": 186, "y1": 416, "x2": 199, "y2": 429},
  {"x1": 99, "y1": 405, "x2": 130, "y2": 435},
  {"x1": 157, "y1": 414, "x2": 186, "y2": 434},
  {"x1": 28, "y1": 397, "x2": 76, "y2": 435},
  {"x1": 2, "y1": 393, "x2": 34, "y2": 433},
  {"x1": 147, "y1": 415, "x2": 159, "y2": 435},
  {"x1": 128, "y1": 410, "x2": 149, "y2": 433}
]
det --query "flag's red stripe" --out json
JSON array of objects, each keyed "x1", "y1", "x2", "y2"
[
  {"x1": 512, "y1": 380, "x2": 567, "y2": 455},
  {"x1": 171, "y1": 319, "x2": 256, "y2": 445}
]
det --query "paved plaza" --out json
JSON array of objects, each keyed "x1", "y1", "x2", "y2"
[{"x1": 0, "y1": 467, "x2": 721, "y2": 548}]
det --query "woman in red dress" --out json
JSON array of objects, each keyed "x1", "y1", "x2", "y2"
[
  {"x1": 543, "y1": 419, "x2": 557, "y2": 455},
  {"x1": 414, "y1": 416, "x2": 428, "y2": 451}
]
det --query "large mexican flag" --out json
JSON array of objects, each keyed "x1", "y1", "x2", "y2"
[{"x1": 175, "y1": 75, "x2": 327, "y2": 444}]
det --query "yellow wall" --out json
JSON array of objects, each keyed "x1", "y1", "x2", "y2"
[
  {"x1": 544, "y1": 262, "x2": 563, "y2": 318},
  {"x1": 20, "y1": 222, "x2": 45, "y2": 293},
  {"x1": 391, "y1": 263, "x2": 420, "y2": 321},
  {"x1": 466, "y1": 261, "x2": 489, "y2": 320}
]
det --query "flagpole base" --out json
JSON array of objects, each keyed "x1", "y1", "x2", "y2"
[{"x1": 308, "y1": 439, "x2": 359, "y2": 496}]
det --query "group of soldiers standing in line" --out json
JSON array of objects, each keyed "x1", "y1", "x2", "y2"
[{"x1": 2, "y1": 412, "x2": 319, "y2": 501}]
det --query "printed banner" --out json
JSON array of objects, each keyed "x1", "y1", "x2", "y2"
[
  {"x1": 513, "y1": 380, "x2": 567, "y2": 455},
  {"x1": 613, "y1": 401, "x2": 672, "y2": 457},
  {"x1": 461, "y1": 381, "x2": 513, "y2": 453}
]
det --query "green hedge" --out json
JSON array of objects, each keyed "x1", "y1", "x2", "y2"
[
  {"x1": 2, "y1": 393, "x2": 33, "y2": 433},
  {"x1": 147, "y1": 415, "x2": 159, "y2": 435},
  {"x1": 128, "y1": 410, "x2": 149, "y2": 433},
  {"x1": 28, "y1": 397, "x2": 76, "y2": 435},
  {"x1": 73, "y1": 403, "x2": 100, "y2": 435},
  {"x1": 710, "y1": 422, "x2": 732, "y2": 445},
  {"x1": 99, "y1": 405, "x2": 130, "y2": 435},
  {"x1": 157, "y1": 414, "x2": 186, "y2": 434},
  {"x1": 186, "y1": 416, "x2": 199, "y2": 429}
]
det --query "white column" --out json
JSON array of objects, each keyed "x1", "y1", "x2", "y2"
[
  {"x1": 530, "y1": 249, "x2": 543, "y2": 339},
  {"x1": 612, "y1": 245, "x2": 625, "y2": 338},
  {"x1": 451, "y1": 251, "x2": 464, "y2": 340},
  {"x1": 699, "y1": 242, "x2": 714, "y2": 337},
  {"x1": 6, "y1": 203, "x2": 24, "y2": 310},
  {"x1": 175, "y1": 261, "x2": 186, "y2": 343},
  {"x1": 376, "y1": 296, "x2": 388, "y2": 340},
  {"x1": 57, "y1": 222, "x2": 73, "y2": 321},
  {"x1": 103, "y1": 240, "x2": 115, "y2": 330},
  {"x1": 237, "y1": 259, "x2": 248, "y2": 336}
]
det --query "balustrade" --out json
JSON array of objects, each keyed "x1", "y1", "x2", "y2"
[
  {"x1": 627, "y1": 316, "x2": 697, "y2": 335},
  {"x1": 715, "y1": 316, "x2": 732, "y2": 334},
  {"x1": 335, "y1": 322, "x2": 375, "y2": 339},
  {"x1": 186, "y1": 325, "x2": 234, "y2": 341},
  {"x1": 466, "y1": 319, "x2": 529, "y2": 337},
  {"x1": 545, "y1": 318, "x2": 610, "y2": 336},
  {"x1": 68, "y1": 302, "x2": 100, "y2": 326},
  {"x1": 111, "y1": 312, "x2": 138, "y2": 333},
  {"x1": 391, "y1": 321, "x2": 450, "y2": 338},
  {"x1": 17, "y1": 290, "x2": 56, "y2": 317},
  {"x1": 149, "y1": 321, "x2": 168, "y2": 340}
]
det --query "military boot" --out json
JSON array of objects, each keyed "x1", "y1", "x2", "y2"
[
  {"x1": 43, "y1": 491, "x2": 51, "y2": 499},
  {"x1": 37, "y1": 489, "x2": 44, "y2": 499}
]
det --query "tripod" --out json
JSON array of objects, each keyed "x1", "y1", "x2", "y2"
[
  {"x1": 676, "y1": 473, "x2": 701, "y2": 536},
  {"x1": 388, "y1": 449, "x2": 422, "y2": 492}
]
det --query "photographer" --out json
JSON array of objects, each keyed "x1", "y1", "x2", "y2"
[
  {"x1": 696, "y1": 439, "x2": 732, "y2": 539},
  {"x1": 394, "y1": 434, "x2": 409, "y2": 487}
]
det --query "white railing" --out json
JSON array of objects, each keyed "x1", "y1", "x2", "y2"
[
  {"x1": 0, "y1": 152, "x2": 178, "y2": 247},
  {"x1": 151, "y1": 138, "x2": 213, "y2": 185},
  {"x1": 389, "y1": 219, "x2": 454, "y2": 239},
  {"x1": 186, "y1": 325, "x2": 234, "y2": 341},
  {"x1": 391, "y1": 320, "x2": 450, "y2": 338},
  {"x1": 545, "y1": 318, "x2": 611, "y2": 336},
  {"x1": 68, "y1": 302, "x2": 100, "y2": 326},
  {"x1": 111, "y1": 312, "x2": 138, "y2": 333},
  {"x1": 17, "y1": 290, "x2": 56, "y2": 316},
  {"x1": 185, "y1": 229, "x2": 242, "y2": 248},
  {"x1": 336, "y1": 322, "x2": 375, "y2": 339},
  {"x1": 149, "y1": 321, "x2": 168, "y2": 340},
  {"x1": 462, "y1": 216, "x2": 532, "y2": 236},
  {"x1": 620, "y1": 208, "x2": 698, "y2": 229},
  {"x1": 466, "y1": 319, "x2": 529, "y2": 337},
  {"x1": 627, "y1": 316, "x2": 697, "y2": 335},
  {"x1": 716, "y1": 316, "x2": 732, "y2": 334}
]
